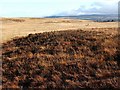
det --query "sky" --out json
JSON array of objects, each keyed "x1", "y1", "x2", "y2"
[{"x1": 0, "y1": 0, "x2": 119, "y2": 17}]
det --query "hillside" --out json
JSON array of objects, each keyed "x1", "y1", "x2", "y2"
[{"x1": 2, "y1": 30, "x2": 120, "y2": 88}]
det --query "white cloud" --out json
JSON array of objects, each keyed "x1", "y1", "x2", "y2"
[{"x1": 58, "y1": 1, "x2": 119, "y2": 16}]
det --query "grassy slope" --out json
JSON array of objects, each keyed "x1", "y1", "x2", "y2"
[{"x1": 2, "y1": 30, "x2": 120, "y2": 88}]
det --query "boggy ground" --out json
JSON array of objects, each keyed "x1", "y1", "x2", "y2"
[{"x1": 2, "y1": 30, "x2": 120, "y2": 88}]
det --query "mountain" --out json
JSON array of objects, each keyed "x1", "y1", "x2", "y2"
[{"x1": 45, "y1": 14, "x2": 118, "y2": 22}]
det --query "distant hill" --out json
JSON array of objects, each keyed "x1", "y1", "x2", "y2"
[{"x1": 45, "y1": 14, "x2": 118, "y2": 22}]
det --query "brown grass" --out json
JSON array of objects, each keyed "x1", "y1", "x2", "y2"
[{"x1": 2, "y1": 29, "x2": 120, "y2": 88}]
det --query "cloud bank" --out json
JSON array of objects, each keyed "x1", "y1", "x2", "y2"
[{"x1": 57, "y1": 1, "x2": 118, "y2": 16}]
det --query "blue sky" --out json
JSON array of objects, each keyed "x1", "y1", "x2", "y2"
[{"x1": 0, "y1": 0, "x2": 119, "y2": 17}]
